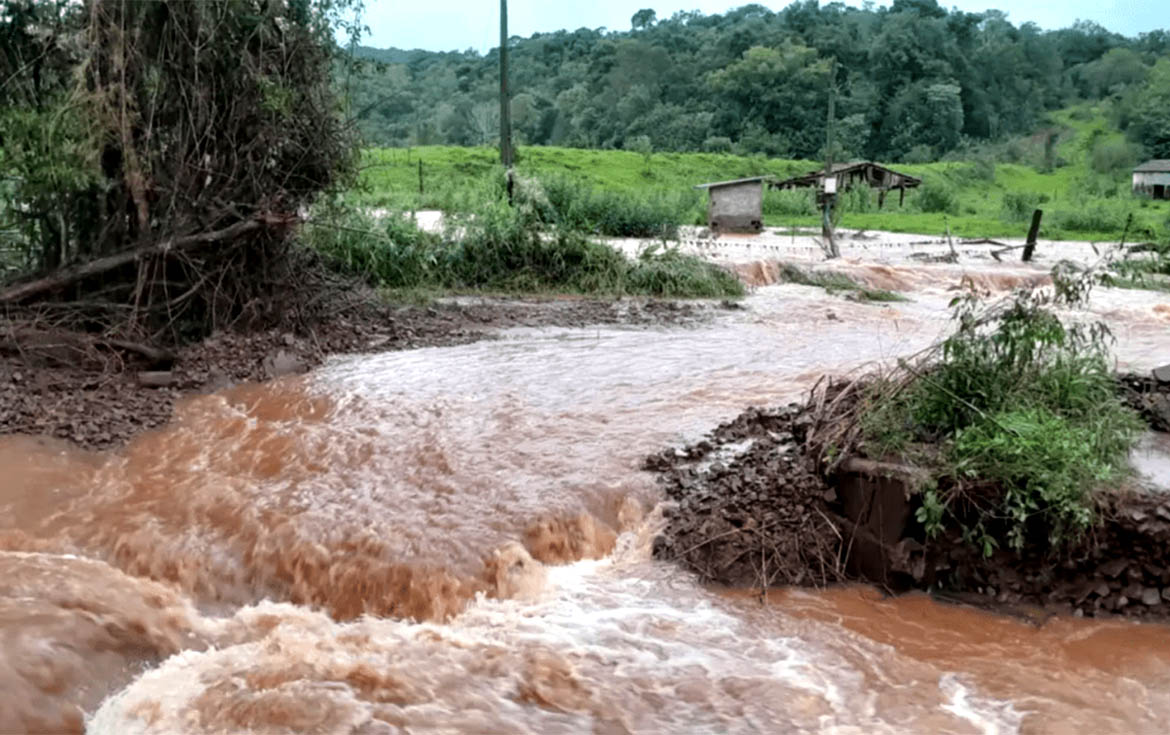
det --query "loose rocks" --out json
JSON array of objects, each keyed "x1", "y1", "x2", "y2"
[{"x1": 645, "y1": 405, "x2": 846, "y2": 589}]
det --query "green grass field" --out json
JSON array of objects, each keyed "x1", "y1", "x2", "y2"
[{"x1": 355, "y1": 105, "x2": 1170, "y2": 244}]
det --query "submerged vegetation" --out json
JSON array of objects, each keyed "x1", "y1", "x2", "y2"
[
  {"x1": 1103, "y1": 243, "x2": 1170, "y2": 292},
  {"x1": 856, "y1": 265, "x2": 1142, "y2": 556},
  {"x1": 776, "y1": 264, "x2": 908, "y2": 303}
]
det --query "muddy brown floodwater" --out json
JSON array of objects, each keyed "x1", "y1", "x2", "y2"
[{"x1": 3, "y1": 259, "x2": 1170, "y2": 734}]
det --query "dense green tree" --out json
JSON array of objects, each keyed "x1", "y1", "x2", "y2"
[
  {"x1": 886, "y1": 81, "x2": 964, "y2": 159},
  {"x1": 1122, "y1": 58, "x2": 1170, "y2": 158},
  {"x1": 343, "y1": 4, "x2": 1164, "y2": 161},
  {"x1": 708, "y1": 44, "x2": 830, "y2": 156},
  {"x1": 1079, "y1": 48, "x2": 1150, "y2": 97},
  {"x1": 631, "y1": 9, "x2": 657, "y2": 31}
]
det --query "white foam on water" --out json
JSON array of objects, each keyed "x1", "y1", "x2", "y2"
[
  {"x1": 940, "y1": 673, "x2": 1023, "y2": 735},
  {"x1": 89, "y1": 519, "x2": 1023, "y2": 734}
]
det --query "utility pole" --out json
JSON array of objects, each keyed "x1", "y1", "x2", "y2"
[
  {"x1": 499, "y1": 0, "x2": 513, "y2": 169},
  {"x1": 821, "y1": 58, "x2": 840, "y2": 259}
]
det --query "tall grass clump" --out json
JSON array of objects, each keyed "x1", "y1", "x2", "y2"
[
  {"x1": 304, "y1": 202, "x2": 445, "y2": 287},
  {"x1": 999, "y1": 191, "x2": 1045, "y2": 223},
  {"x1": 627, "y1": 243, "x2": 747, "y2": 298},
  {"x1": 305, "y1": 187, "x2": 743, "y2": 299},
  {"x1": 763, "y1": 188, "x2": 817, "y2": 217},
  {"x1": 913, "y1": 177, "x2": 960, "y2": 215},
  {"x1": 539, "y1": 174, "x2": 693, "y2": 238},
  {"x1": 443, "y1": 200, "x2": 632, "y2": 292},
  {"x1": 859, "y1": 264, "x2": 1141, "y2": 556},
  {"x1": 1049, "y1": 202, "x2": 1131, "y2": 234},
  {"x1": 838, "y1": 185, "x2": 876, "y2": 215}
]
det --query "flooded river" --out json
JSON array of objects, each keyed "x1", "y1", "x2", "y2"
[{"x1": 3, "y1": 259, "x2": 1170, "y2": 734}]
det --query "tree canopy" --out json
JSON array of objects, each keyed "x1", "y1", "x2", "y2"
[{"x1": 345, "y1": 2, "x2": 1167, "y2": 161}]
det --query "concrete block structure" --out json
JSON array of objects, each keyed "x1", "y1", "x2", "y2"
[
  {"x1": 694, "y1": 177, "x2": 765, "y2": 233},
  {"x1": 1134, "y1": 160, "x2": 1170, "y2": 200}
]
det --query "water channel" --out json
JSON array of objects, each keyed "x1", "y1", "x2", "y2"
[{"x1": 3, "y1": 258, "x2": 1170, "y2": 734}]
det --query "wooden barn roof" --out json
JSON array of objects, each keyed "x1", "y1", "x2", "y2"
[{"x1": 771, "y1": 161, "x2": 922, "y2": 189}]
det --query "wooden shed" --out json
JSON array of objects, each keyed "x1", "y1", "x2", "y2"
[
  {"x1": 772, "y1": 161, "x2": 922, "y2": 208},
  {"x1": 693, "y1": 176, "x2": 766, "y2": 233},
  {"x1": 1134, "y1": 160, "x2": 1170, "y2": 200}
]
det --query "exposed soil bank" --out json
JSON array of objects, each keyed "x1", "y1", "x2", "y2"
[
  {"x1": 0, "y1": 297, "x2": 709, "y2": 450},
  {"x1": 647, "y1": 399, "x2": 1170, "y2": 623}
]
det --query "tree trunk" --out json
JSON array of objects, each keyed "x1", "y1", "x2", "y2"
[{"x1": 0, "y1": 218, "x2": 267, "y2": 304}]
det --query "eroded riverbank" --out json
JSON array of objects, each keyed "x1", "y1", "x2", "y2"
[
  {"x1": 0, "y1": 297, "x2": 709, "y2": 450},
  {"x1": 647, "y1": 399, "x2": 1170, "y2": 623}
]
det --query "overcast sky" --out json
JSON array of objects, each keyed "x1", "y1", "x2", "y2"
[{"x1": 356, "y1": 1, "x2": 1167, "y2": 53}]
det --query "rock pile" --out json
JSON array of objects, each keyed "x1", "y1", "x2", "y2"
[
  {"x1": 644, "y1": 405, "x2": 846, "y2": 589},
  {"x1": 934, "y1": 492, "x2": 1170, "y2": 620},
  {"x1": 1118, "y1": 372, "x2": 1170, "y2": 432}
]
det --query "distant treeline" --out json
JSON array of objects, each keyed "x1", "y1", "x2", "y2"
[{"x1": 344, "y1": 0, "x2": 1170, "y2": 161}]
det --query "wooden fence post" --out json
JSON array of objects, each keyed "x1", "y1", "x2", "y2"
[{"x1": 1022, "y1": 209, "x2": 1043, "y2": 263}]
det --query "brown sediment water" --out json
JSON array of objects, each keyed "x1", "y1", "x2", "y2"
[{"x1": 3, "y1": 262, "x2": 1170, "y2": 734}]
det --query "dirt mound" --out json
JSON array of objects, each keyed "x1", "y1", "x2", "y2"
[
  {"x1": 1, "y1": 297, "x2": 709, "y2": 450},
  {"x1": 643, "y1": 405, "x2": 846, "y2": 588}
]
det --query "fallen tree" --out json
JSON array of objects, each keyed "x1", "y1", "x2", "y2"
[{"x1": 0, "y1": 216, "x2": 271, "y2": 305}]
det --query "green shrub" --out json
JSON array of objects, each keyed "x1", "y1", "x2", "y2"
[
  {"x1": 903, "y1": 144, "x2": 936, "y2": 164},
  {"x1": 538, "y1": 174, "x2": 690, "y2": 238},
  {"x1": 1050, "y1": 203, "x2": 1130, "y2": 233},
  {"x1": 953, "y1": 409, "x2": 1111, "y2": 550},
  {"x1": 703, "y1": 136, "x2": 733, "y2": 153},
  {"x1": 763, "y1": 188, "x2": 817, "y2": 217},
  {"x1": 862, "y1": 267, "x2": 1141, "y2": 555},
  {"x1": 1090, "y1": 139, "x2": 1141, "y2": 174},
  {"x1": 838, "y1": 185, "x2": 876, "y2": 214},
  {"x1": 445, "y1": 202, "x2": 630, "y2": 291},
  {"x1": 627, "y1": 244, "x2": 746, "y2": 298},
  {"x1": 965, "y1": 157, "x2": 997, "y2": 182},
  {"x1": 305, "y1": 204, "x2": 445, "y2": 287},
  {"x1": 306, "y1": 196, "x2": 743, "y2": 299},
  {"x1": 1000, "y1": 191, "x2": 1045, "y2": 223},
  {"x1": 914, "y1": 178, "x2": 960, "y2": 214}
]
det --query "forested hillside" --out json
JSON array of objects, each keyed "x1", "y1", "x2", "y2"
[{"x1": 345, "y1": 0, "x2": 1169, "y2": 162}]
